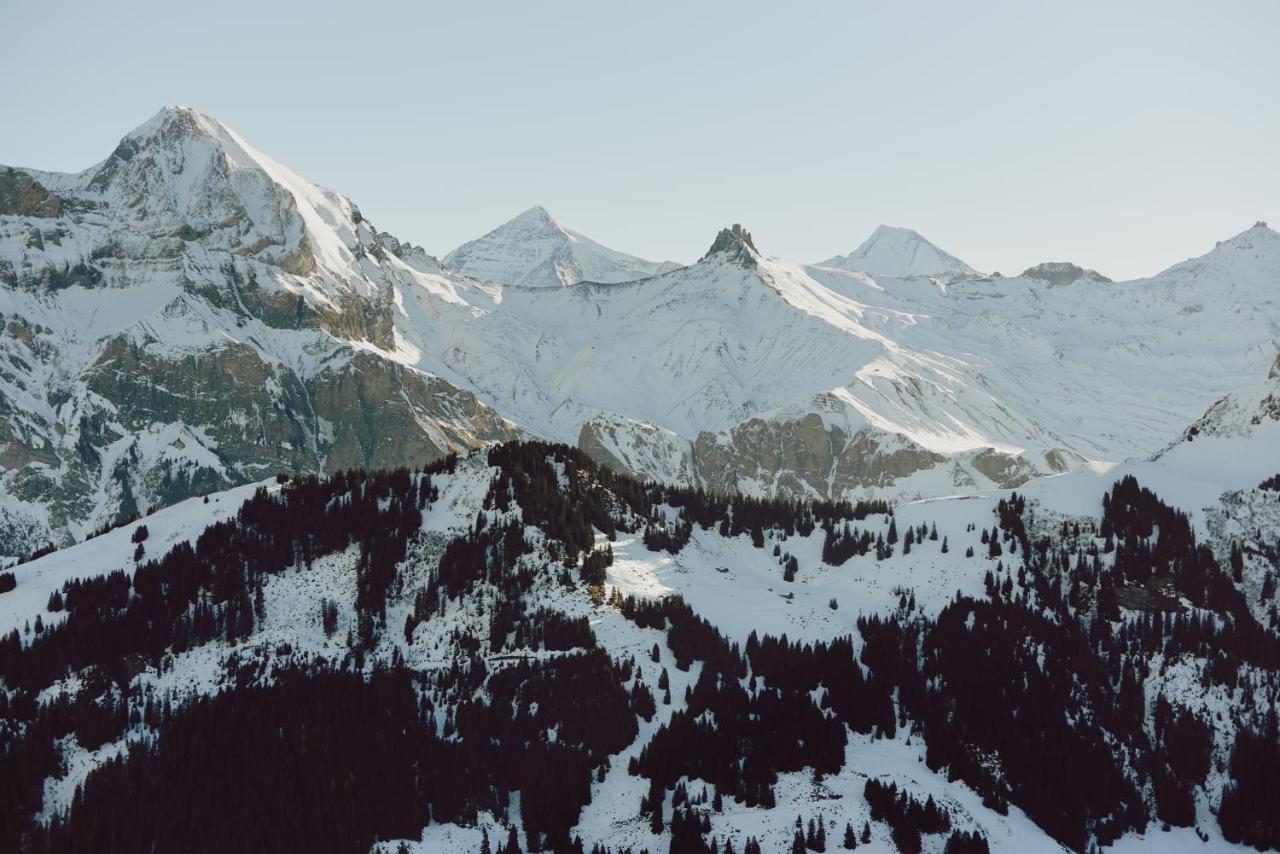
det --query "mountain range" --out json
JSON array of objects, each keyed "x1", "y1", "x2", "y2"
[
  {"x1": 2, "y1": 106, "x2": 1280, "y2": 854},
  {"x1": 1, "y1": 106, "x2": 1277, "y2": 560}
]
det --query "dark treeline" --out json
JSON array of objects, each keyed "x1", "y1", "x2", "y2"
[
  {"x1": 1217, "y1": 711, "x2": 1280, "y2": 848},
  {"x1": 0, "y1": 462, "x2": 452, "y2": 694},
  {"x1": 31, "y1": 651, "x2": 638, "y2": 854},
  {"x1": 1101, "y1": 476, "x2": 1242, "y2": 614},
  {"x1": 864, "y1": 778, "x2": 950, "y2": 854},
  {"x1": 623, "y1": 598, "x2": 876, "y2": 815},
  {"x1": 34, "y1": 666, "x2": 432, "y2": 854}
]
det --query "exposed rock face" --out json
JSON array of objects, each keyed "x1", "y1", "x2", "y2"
[
  {"x1": 0, "y1": 169, "x2": 60, "y2": 218},
  {"x1": 1158, "y1": 365, "x2": 1280, "y2": 455},
  {"x1": 0, "y1": 322, "x2": 517, "y2": 555},
  {"x1": 969, "y1": 447, "x2": 1039, "y2": 489},
  {"x1": 310, "y1": 353, "x2": 518, "y2": 472},
  {"x1": 0, "y1": 327, "x2": 512, "y2": 555},
  {"x1": 691, "y1": 414, "x2": 948, "y2": 497},
  {"x1": 576, "y1": 411, "x2": 1058, "y2": 500},
  {"x1": 577, "y1": 415, "x2": 694, "y2": 485},
  {"x1": 1021, "y1": 261, "x2": 1112, "y2": 286},
  {"x1": 701, "y1": 224, "x2": 759, "y2": 267}
]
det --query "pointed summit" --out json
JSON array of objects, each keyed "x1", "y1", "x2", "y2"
[
  {"x1": 818, "y1": 225, "x2": 979, "y2": 280},
  {"x1": 511, "y1": 205, "x2": 556, "y2": 225},
  {"x1": 444, "y1": 207, "x2": 678, "y2": 288},
  {"x1": 38, "y1": 106, "x2": 381, "y2": 280},
  {"x1": 700, "y1": 223, "x2": 759, "y2": 267}
]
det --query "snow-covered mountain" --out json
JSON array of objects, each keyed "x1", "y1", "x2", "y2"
[
  {"x1": 3, "y1": 106, "x2": 1279, "y2": 565},
  {"x1": 0, "y1": 107, "x2": 517, "y2": 556},
  {"x1": 443, "y1": 205, "x2": 679, "y2": 288},
  {"x1": 816, "y1": 224, "x2": 980, "y2": 280}
]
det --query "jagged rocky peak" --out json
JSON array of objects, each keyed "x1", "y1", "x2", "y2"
[
  {"x1": 88, "y1": 105, "x2": 223, "y2": 191},
  {"x1": 701, "y1": 223, "x2": 759, "y2": 265},
  {"x1": 1020, "y1": 261, "x2": 1112, "y2": 286},
  {"x1": 817, "y1": 224, "x2": 979, "y2": 280},
  {"x1": 1214, "y1": 220, "x2": 1279, "y2": 250}
]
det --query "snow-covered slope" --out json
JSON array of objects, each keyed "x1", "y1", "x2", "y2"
[
  {"x1": 394, "y1": 219, "x2": 1280, "y2": 504},
  {"x1": 443, "y1": 205, "x2": 679, "y2": 288},
  {"x1": 816, "y1": 224, "x2": 980, "y2": 280},
  {"x1": 2, "y1": 436, "x2": 1274, "y2": 852}
]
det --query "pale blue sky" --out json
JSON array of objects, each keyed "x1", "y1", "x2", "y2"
[{"x1": 6, "y1": 0, "x2": 1278, "y2": 279}]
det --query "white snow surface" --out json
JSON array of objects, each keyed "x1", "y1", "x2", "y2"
[{"x1": 816, "y1": 224, "x2": 981, "y2": 281}]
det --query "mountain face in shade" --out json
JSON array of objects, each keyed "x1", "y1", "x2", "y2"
[
  {"x1": 816, "y1": 224, "x2": 980, "y2": 280},
  {"x1": 443, "y1": 205, "x2": 680, "y2": 288}
]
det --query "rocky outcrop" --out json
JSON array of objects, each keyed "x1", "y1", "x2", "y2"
[
  {"x1": 0, "y1": 324, "x2": 517, "y2": 556},
  {"x1": 969, "y1": 447, "x2": 1039, "y2": 489},
  {"x1": 1021, "y1": 261, "x2": 1111, "y2": 286},
  {"x1": 701, "y1": 224, "x2": 759, "y2": 267},
  {"x1": 577, "y1": 415, "x2": 694, "y2": 485},
  {"x1": 310, "y1": 353, "x2": 518, "y2": 472},
  {"x1": 691, "y1": 414, "x2": 948, "y2": 497},
  {"x1": 576, "y1": 408, "x2": 1058, "y2": 501},
  {"x1": 0, "y1": 169, "x2": 61, "y2": 218}
]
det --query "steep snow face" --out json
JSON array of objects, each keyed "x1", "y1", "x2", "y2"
[
  {"x1": 443, "y1": 205, "x2": 679, "y2": 288},
  {"x1": 817, "y1": 224, "x2": 980, "y2": 280}
]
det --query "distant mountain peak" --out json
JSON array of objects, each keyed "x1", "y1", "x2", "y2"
[
  {"x1": 445, "y1": 207, "x2": 677, "y2": 287},
  {"x1": 818, "y1": 225, "x2": 979, "y2": 280},
  {"x1": 701, "y1": 223, "x2": 759, "y2": 266},
  {"x1": 1021, "y1": 261, "x2": 1111, "y2": 286}
]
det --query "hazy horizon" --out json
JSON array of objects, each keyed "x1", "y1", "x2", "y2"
[{"x1": 5, "y1": 0, "x2": 1277, "y2": 279}]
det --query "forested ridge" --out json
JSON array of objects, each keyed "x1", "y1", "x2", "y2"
[{"x1": 0, "y1": 442, "x2": 1277, "y2": 852}]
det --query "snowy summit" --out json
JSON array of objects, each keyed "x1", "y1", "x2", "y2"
[
  {"x1": 817, "y1": 224, "x2": 981, "y2": 280},
  {"x1": 444, "y1": 205, "x2": 679, "y2": 288}
]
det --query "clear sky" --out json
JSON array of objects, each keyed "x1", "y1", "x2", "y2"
[{"x1": 6, "y1": 0, "x2": 1278, "y2": 279}]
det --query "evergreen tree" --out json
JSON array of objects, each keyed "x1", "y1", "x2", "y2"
[{"x1": 843, "y1": 822, "x2": 857, "y2": 849}]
